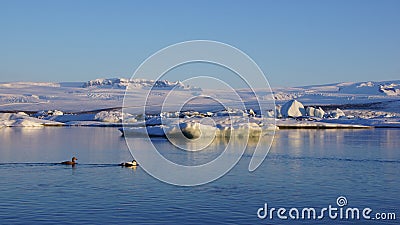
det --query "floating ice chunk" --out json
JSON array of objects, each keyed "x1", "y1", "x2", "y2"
[
  {"x1": 16, "y1": 112, "x2": 29, "y2": 116},
  {"x1": 53, "y1": 110, "x2": 64, "y2": 116},
  {"x1": 123, "y1": 117, "x2": 138, "y2": 123},
  {"x1": 0, "y1": 113, "x2": 63, "y2": 127},
  {"x1": 32, "y1": 110, "x2": 47, "y2": 118},
  {"x1": 215, "y1": 109, "x2": 247, "y2": 117},
  {"x1": 94, "y1": 110, "x2": 137, "y2": 123},
  {"x1": 248, "y1": 109, "x2": 256, "y2": 117},
  {"x1": 9, "y1": 119, "x2": 43, "y2": 127},
  {"x1": 120, "y1": 116, "x2": 278, "y2": 138},
  {"x1": 177, "y1": 122, "x2": 217, "y2": 139},
  {"x1": 160, "y1": 111, "x2": 180, "y2": 118},
  {"x1": 95, "y1": 111, "x2": 121, "y2": 122},
  {"x1": 306, "y1": 106, "x2": 325, "y2": 118},
  {"x1": 32, "y1": 110, "x2": 63, "y2": 118},
  {"x1": 329, "y1": 108, "x2": 345, "y2": 119},
  {"x1": 264, "y1": 110, "x2": 275, "y2": 118},
  {"x1": 314, "y1": 107, "x2": 325, "y2": 118},
  {"x1": 275, "y1": 105, "x2": 282, "y2": 118},
  {"x1": 281, "y1": 100, "x2": 306, "y2": 118},
  {"x1": 306, "y1": 107, "x2": 315, "y2": 117}
]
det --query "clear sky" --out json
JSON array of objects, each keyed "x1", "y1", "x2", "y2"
[{"x1": 1, "y1": 0, "x2": 399, "y2": 87}]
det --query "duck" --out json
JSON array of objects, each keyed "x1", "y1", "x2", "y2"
[
  {"x1": 61, "y1": 157, "x2": 77, "y2": 165},
  {"x1": 120, "y1": 160, "x2": 138, "y2": 167}
]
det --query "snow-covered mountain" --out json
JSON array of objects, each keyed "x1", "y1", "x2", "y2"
[
  {"x1": 82, "y1": 78, "x2": 201, "y2": 91},
  {"x1": 337, "y1": 81, "x2": 400, "y2": 96},
  {"x1": 0, "y1": 78, "x2": 399, "y2": 114},
  {"x1": 0, "y1": 78, "x2": 203, "y2": 112},
  {"x1": 272, "y1": 80, "x2": 400, "y2": 106}
]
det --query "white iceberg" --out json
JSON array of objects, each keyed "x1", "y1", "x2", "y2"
[
  {"x1": 95, "y1": 110, "x2": 137, "y2": 123},
  {"x1": 281, "y1": 100, "x2": 306, "y2": 118},
  {"x1": 306, "y1": 106, "x2": 315, "y2": 117},
  {"x1": 214, "y1": 108, "x2": 247, "y2": 117},
  {"x1": 314, "y1": 107, "x2": 325, "y2": 118},
  {"x1": 120, "y1": 116, "x2": 277, "y2": 139},
  {"x1": 330, "y1": 108, "x2": 346, "y2": 119},
  {"x1": 306, "y1": 106, "x2": 325, "y2": 118},
  {"x1": 0, "y1": 113, "x2": 63, "y2": 127}
]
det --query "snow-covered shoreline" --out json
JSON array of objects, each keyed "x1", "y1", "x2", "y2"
[{"x1": 1, "y1": 78, "x2": 399, "y2": 130}]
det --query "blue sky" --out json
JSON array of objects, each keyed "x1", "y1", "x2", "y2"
[{"x1": 0, "y1": 0, "x2": 399, "y2": 87}]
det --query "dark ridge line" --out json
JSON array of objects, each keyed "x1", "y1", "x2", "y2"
[
  {"x1": 0, "y1": 110, "x2": 39, "y2": 114},
  {"x1": 309, "y1": 99, "x2": 400, "y2": 110},
  {"x1": 73, "y1": 107, "x2": 123, "y2": 115}
]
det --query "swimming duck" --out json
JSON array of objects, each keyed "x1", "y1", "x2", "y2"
[
  {"x1": 61, "y1": 157, "x2": 77, "y2": 165},
  {"x1": 120, "y1": 160, "x2": 138, "y2": 167}
]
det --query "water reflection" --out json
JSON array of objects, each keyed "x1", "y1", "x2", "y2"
[
  {"x1": 0, "y1": 127, "x2": 131, "y2": 164},
  {"x1": 269, "y1": 129, "x2": 400, "y2": 162},
  {"x1": 125, "y1": 134, "x2": 275, "y2": 167},
  {"x1": 120, "y1": 165, "x2": 138, "y2": 171},
  {"x1": 0, "y1": 127, "x2": 399, "y2": 224},
  {"x1": 1, "y1": 127, "x2": 399, "y2": 167}
]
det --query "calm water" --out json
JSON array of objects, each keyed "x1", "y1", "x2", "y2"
[{"x1": 0, "y1": 127, "x2": 399, "y2": 224}]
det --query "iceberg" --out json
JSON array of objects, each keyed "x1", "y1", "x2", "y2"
[
  {"x1": 314, "y1": 107, "x2": 325, "y2": 118},
  {"x1": 120, "y1": 116, "x2": 278, "y2": 139},
  {"x1": 280, "y1": 100, "x2": 306, "y2": 118},
  {"x1": 306, "y1": 106, "x2": 315, "y2": 117},
  {"x1": 329, "y1": 108, "x2": 346, "y2": 119},
  {"x1": 306, "y1": 106, "x2": 325, "y2": 118},
  {"x1": 0, "y1": 113, "x2": 63, "y2": 127},
  {"x1": 94, "y1": 110, "x2": 137, "y2": 123}
]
